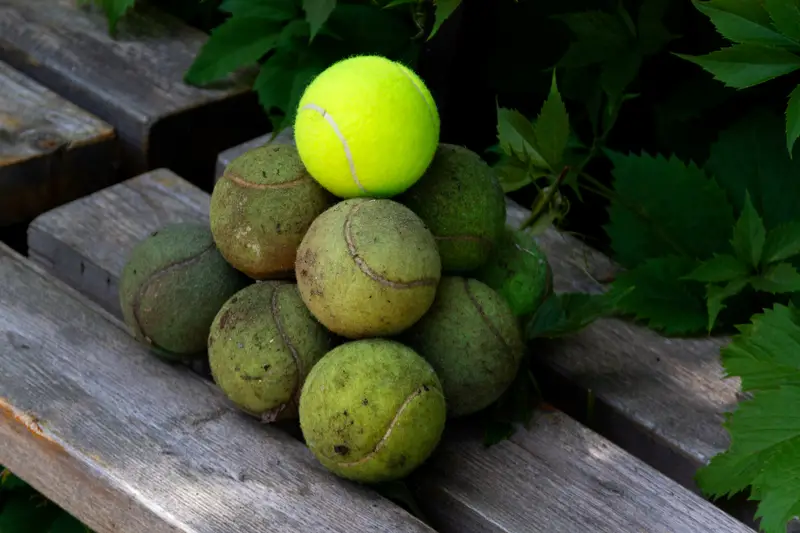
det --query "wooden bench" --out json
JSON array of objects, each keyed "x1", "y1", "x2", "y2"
[
  {"x1": 215, "y1": 135, "x2": 739, "y2": 495},
  {"x1": 25, "y1": 168, "x2": 756, "y2": 533},
  {"x1": 0, "y1": 60, "x2": 116, "y2": 227},
  {"x1": 0, "y1": 0, "x2": 268, "y2": 184}
]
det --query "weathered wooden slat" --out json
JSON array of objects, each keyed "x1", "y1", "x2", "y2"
[
  {"x1": 0, "y1": 60, "x2": 116, "y2": 226},
  {"x1": 0, "y1": 0, "x2": 268, "y2": 183},
  {"x1": 28, "y1": 169, "x2": 755, "y2": 533},
  {"x1": 216, "y1": 135, "x2": 736, "y2": 493},
  {"x1": 0, "y1": 241, "x2": 434, "y2": 533}
]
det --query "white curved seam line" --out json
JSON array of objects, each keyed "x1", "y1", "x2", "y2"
[
  {"x1": 396, "y1": 66, "x2": 437, "y2": 130},
  {"x1": 302, "y1": 103, "x2": 367, "y2": 194}
]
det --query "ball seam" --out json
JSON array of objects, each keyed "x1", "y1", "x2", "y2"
[
  {"x1": 132, "y1": 242, "x2": 216, "y2": 352},
  {"x1": 344, "y1": 200, "x2": 439, "y2": 289},
  {"x1": 301, "y1": 103, "x2": 369, "y2": 195},
  {"x1": 224, "y1": 170, "x2": 311, "y2": 190},
  {"x1": 333, "y1": 385, "x2": 442, "y2": 468},
  {"x1": 268, "y1": 284, "x2": 303, "y2": 422},
  {"x1": 462, "y1": 277, "x2": 512, "y2": 354}
]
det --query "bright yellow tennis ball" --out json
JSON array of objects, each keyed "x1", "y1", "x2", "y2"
[{"x1": 294, "y1": 55, "x2": 440, "y2": 198}]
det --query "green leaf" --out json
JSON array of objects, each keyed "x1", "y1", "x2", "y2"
[
  {"x1": 218, "y1": 0, "x2": 297, "y2": 20},
  {"x1": 556, "y1": 10, "x2": 632, "y2": 68},
  {"x1": 429, "y1": 0, "x2": 462, "y2": 40},
  {"x1": 763, "y1": 221, "x2": 800, "y2": 263},
  {"x1": 786, "y1": 84, "x2": 800, "y2": 154},
  {"x1": 764, "y1": 0, "x2": 800, "y2": 42},
  {"x1": 683, "y1": 254, "x2": 751, "y2": 282},
  {"x1": 599, "y1": 50, "x2": 642, "y2": 99},
  {"x1": 0, "y1": 468, "x2": 29, "y2": 492},
  {"x1": 496, "y1": 107, "x2": 548, "y2": 170},
  {"x1": 47, "y1": 513, "x2": 92, "y2": 533},
  {"x1": 611, "y1": 256, "x2": 708, "y2": 335},
  {"x1": 706, "y1": 278, "x2": 749, "y2": 331},
  {"x1": 303, "y1": 0, "x2": 336, "y2": 40},
  {"x1": 605, "y1": 152, "x2": 735, "y2": 267},
  {"x1": 492, "y1": 157, "x2": 535, "y2": 193},
  {"x1": 533, "y1": 73, "x2": 570, "y2": 172},
  {"x1": 692, "y1": 0, "x2": 800, "y2": 49},
  {"x1": 707, "y1": 110, "x2": 800, "y2": 230},
  {"x1": 676, "y1": 44, "x2": 800, "y2": 89},
  {"x1": 384, "y1": 0, "x2": 418, "y2": 6},
  {"x1": 484, "y1": 366, "x2": 541, "y2": 446},
  {"x1": 184, "y1": 16, "x2": 282, "y2": 85},
  {"x1": 0, "y1": 495, "x2": 58, "y2": 533},
  {"x1": 750, "y1": 262, "x2": 800, "y2": 293},
  {"x1": 527, "y1": 290, "x2": 627, "y2": 339},
  {"x1": 731, "y1": 192, "x2": 766, "y2": 268},
  {"x1": 93, "y1": 0, "x2": 137, "y2": 36}
]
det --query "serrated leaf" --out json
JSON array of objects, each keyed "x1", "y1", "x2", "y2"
[
  {"x1": 428, "y1": 0, "x2": 462, "y2": 40},
  {"x1": 253, "y1": 49, "x2": 297, "y2": 124},
  {"x1": 731, "y1": 192, "x2": 766, "y2": 268},
  {"x1": 609, "y1": 256, "x2": 709, "y2": 335},
  {"x1": 764, "y1": 0, "x2": 800, "y2": 43},
  {"x1": 763, "y1": 221, "x2": 800, "y2": 263},
  {"x1": 707, "y1": 110, "x2": 800, "y2": 230},
  {"x1": 676, "y1": 44, "x2": 800, "y2": 89},
  {"x1": 496, "y1": 107, "x2": 548, "y2": 170},
  {"x1": 533, "y1": 73, "x2": 570, "y2": 171},
  {"x1": 303, "y1": 0, "x2": 336, "y2": 40},
  {"x1": 219, "y1": 0, "x2": 297, "y2": 20},
  {"x1": 184, "y1": 16, "x2": 282, "y2": 85},
  {"x1": 750, "y1": 262, "x2": 800, "y2": 293},
  {"x1": 692, "y1": 0, "x2": 800, "y2": 49},
  {"x1": 527, "y1": 290, "x2": 626, "y2": 339},
  {"x1": 556, "y1": 10, "x2": 632, "y2": 68},
  {"x1": 605, "y1": 152, "x2": 735, "y2": 267},
  {"x1": 786, "y1": 84, "x2": 800, "y2": 154},
  {"x1": 492, "y1": 157, "x2": 536, "y2": 193},
  {"x1": 600, "y1": 50, "x2": 642, "y2": 99},
  {"x1": 683, "y1": 254, "x2": 751, "y2": 282},
  {"x1": 706, "y1": 278, "x2": 749, "y2": 331}
]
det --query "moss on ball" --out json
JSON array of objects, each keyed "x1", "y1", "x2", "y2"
[
  {"x1": 398, "y1": 144, "x2": 506, "y2": 273},
  {"x1": 474, "y1": 227, "x2": 553, "y2": 317},
  {"x1": 210, "y1": 143, "x2": 334, "y2": 280},
  {"x1": 208, "y1": 281, "x2": 331, "y2": 422},
  {"x1": 299, "y1": 339, "x2": 446, "y2": 483},
  {"x1": 119, "y1": 222, "x2": 251, "y2": 362},
  {"x1": 295, "y1": 198, "x2": 441, "y2": 338},
  {"x1": 401, "y1": 276, "x2": 524, "y2": 417}
]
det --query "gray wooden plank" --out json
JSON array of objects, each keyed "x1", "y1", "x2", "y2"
[
  {"x1": 217, "y1": 134, "x2": 737, "y2": 493},
  {"x1": 0, "y1": 0, "x2": 268, "y2": 183},
  {"x1": 0, "y1": 241, "x2": 435, "y2": 533},
  {"x1": 0, "y1": 60, "x2": 116, "y2": 226},
  {"x1": 28, "y1": 170, "x2": 755, "y2": 533}
]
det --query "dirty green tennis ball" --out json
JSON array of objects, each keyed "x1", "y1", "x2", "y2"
[
  {"x1": 398, "y1": 143, "x2": 506, "y2": 273},
  {"x1": 474, "y1": 227, "x2": 553, "y2": 317},
  {"x1": 210, "y1": 143, "x2": 334, "y2": 280},
  {"x1": 208, "y1": 281, "x2": 331, "y2": 422},
  {"x1": 295, "y1": 198, "x2": 441, "y2": 338},
  {"x1": 299, "y1": 339, "x2": 446, "y2": 483},
  {"x1": 119, "y1": 222, "x2": 251, "y2": 362},
  {"x1": 401, "y1": 276, "x2": 525, "y2": 417}
]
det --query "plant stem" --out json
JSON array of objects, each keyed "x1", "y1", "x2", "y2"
[{"x1": 521, "y1": 166, "x2": 569, "y2": 230}]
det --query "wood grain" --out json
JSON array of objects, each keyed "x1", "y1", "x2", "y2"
[
  {"x1": 0, "y1": 60, "x2": 116, "y2": 226},
  {"x1": 0, "y1": 0, "x2": 268, "y2": 184},
  {"x1": 217, "y1": 134, "x2": 737, "y2": 492},
  {"x1": 28, "y1": 169, "x2": 755, "y2": 532},
  {"x1": 0, "y1": 241, "x2": 434, "y2": 533}
]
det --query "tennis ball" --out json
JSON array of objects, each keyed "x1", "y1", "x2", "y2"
[
  {"x1": 299, "y1": 339, "x2": 446, "y2": 483},
  {"x1": 475, "y1": 227, "x2": 553, "y2": 317},
  {"x1": 119, "y1": 222, "x2": 251, "y2": 362},
  {"x1": 210, "y1": 143, "x2": 334, "y2": 280},
  {"x1": 294, "y1": 55, "x2": 440, "y2": 198},
  {"x1": 208, "y1": 281, "x2": 331, "y2": 422},
  {"x1": 399, "y1": 144, "x2": 506, "y2": 272},
  {"x1": 295, "y1": 198, "x2": 441, "y2": 338},
  {"x1": 401, "y1": 277, "x2": 525, "y2": 417}
]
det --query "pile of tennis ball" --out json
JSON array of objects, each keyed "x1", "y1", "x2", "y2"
[{"x1": 118, "y1": 55, "x2": 552, "y2": 484}]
